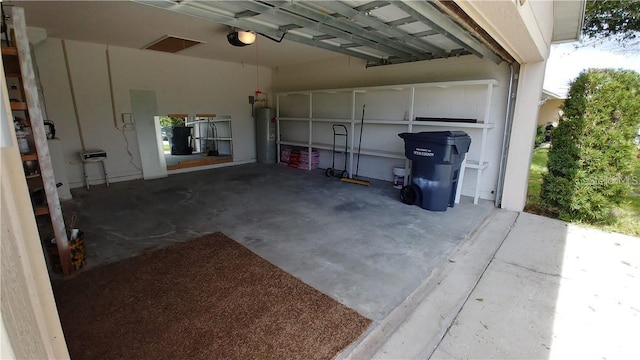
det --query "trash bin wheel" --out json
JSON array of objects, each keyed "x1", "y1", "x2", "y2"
[
  {"x1": 400, "y1": 185, "x2": 417, "y2": 205},
  {"x1": 325, "y1": 168, "x2": 334, "y2": 177},
  {"x1": 341, "y1": 170, "x2": 349, "y2": 178}
]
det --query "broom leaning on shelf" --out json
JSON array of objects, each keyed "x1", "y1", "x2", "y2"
[{"x1": 341, "y1": 104, "x2": 370, "y2": 186}]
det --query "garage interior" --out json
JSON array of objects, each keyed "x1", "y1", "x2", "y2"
[
  {"x1": 2, "y1": 0, "x2": 584, "y2": 358},
  {"x1": 62, "y1": 163, "x2": 495, "y2": 321}
]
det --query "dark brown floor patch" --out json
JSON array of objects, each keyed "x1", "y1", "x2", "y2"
[{"x1": 53, "y1": 232, "x2": 371, "y2": 359}]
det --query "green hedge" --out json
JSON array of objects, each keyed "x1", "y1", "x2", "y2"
[
  {"x1": 534, "y1": 124, "x2": 546, "y2": 148},
  {"x1": 541, "y1": 69, "x2": 640, "y2": 223}
]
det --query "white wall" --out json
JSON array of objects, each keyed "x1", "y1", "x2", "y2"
[
  {"x1": 273, "y1": 56, "x2": 508, "y2": 92},
  {"x1": 34, "y1": 38, "x2": 272, "y2": 188},
  {"x1": 273, "y1": 56, "x2": 510, "y2": 201},
  {"x1": 538, "y1": 98, "x2": 563, "y2": 126}
]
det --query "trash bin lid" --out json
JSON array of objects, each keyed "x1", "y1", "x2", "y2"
[{"x1": 398, "y1": 131, "x2": 470, "y2": 145}]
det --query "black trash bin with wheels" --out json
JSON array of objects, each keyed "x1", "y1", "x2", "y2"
[
  {"x1": 398, "y1": 131, "x2": 471, "y2": 211},
  {"x1": 170, "y1": 126, "x2": 193, "y2": 155}
]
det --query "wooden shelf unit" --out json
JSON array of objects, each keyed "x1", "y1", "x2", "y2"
[
  {"x1": 3, "y1": 7, "x2": 72, "y2": 276},
  {"x1": 3, "y1": 45, "x2": 44, "y2": 210}
]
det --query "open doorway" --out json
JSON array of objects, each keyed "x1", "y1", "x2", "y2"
[{"x1": 155, "y1": 114, "x2": 234, "y2": 171}]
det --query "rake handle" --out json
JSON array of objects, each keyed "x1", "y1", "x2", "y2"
[{"x1": 355, "y1": 104, "x2": 365, "y2": 178}]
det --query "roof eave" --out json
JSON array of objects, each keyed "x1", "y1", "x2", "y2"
[{"x1": 551, "y1": 0, "x2": 586, "y2": 44}]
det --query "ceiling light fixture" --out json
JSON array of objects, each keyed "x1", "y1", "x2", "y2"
[{"x1": 227, "y1": 30, "x2": 256, "y2": 47}]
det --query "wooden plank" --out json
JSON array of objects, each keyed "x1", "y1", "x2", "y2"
[
  {"x1": 34, "y1": 206, "x2": 50, "y2": 216},
  {"x1": 13, "y1": 7, "x2": 73, "y2": 276},
  {"x1": 1, "y1": 47, "x2": 21, "y2": 74},
  {"x1": 166, "y1": 156, "x2": 233, "y2": 171},
  {"x1": 21, "y1": 153, "x2": 38, "y2": 161},
  {"x1": 26, "y1": 175, "x2": 44, "y2": 190},
  {"x1": 10, "y1": 101, "x2": 27, "y2": 110},
  {"x1": 1, "y1": 46, "x2": 18, "y2": 56}
]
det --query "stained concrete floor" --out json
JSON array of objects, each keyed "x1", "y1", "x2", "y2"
[{"x1": 61, "y1": 163, "x2": 494, "y2": 321}]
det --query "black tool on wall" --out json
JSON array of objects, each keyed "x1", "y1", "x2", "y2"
[{"x1": 44, "y1": 120, "x2": 56, "y2": 139}]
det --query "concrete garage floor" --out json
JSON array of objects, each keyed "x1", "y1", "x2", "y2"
[{"x1": 61, "y1": 163, "x2": 494, "y2": 322}]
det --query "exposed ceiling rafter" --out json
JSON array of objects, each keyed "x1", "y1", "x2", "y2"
[
  {"x1": 133, "y1": 0, "x2": 383, "y2": 63},
  {"x1": 244, "y1": 1, "x2": 417, "y2": 58},
  {"x1": 132, "y1": 0, "x2": 506, "y2": 67},
  {"x1": 308, "y1": 1, "x2": 448, "y2": 58},
  {"x1": 393, "y1": 1, "x2": 503, "y2": 64}
]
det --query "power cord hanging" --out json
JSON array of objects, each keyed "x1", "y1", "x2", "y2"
[
  {"x1": 121, "y1": 126, "x2": 142, "y2": 171},
  {"x1": 255, "y1": 35, "x2": 260, "y2": 94}
]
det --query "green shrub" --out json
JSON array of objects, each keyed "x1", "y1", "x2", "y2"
[
  {"x1": 159, "y1": 116, "x2": 185, "y2": 127},
  {"x1": 541, "y1": 69, "x2": 640, "y2": 223},
  {"x1": 534, "y1": 124, "x2": 546, "y2": 148}
]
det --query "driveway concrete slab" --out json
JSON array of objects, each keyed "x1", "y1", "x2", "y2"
[
  {"x1": 433, "y1": 259, "x2": 560, "y2": 359},
  {"x1": 494, "y1": 213, "x2": 569, "y2": 275},
  {"x1": 432, "y1": 212, "x2": 640, "y2": 359}
]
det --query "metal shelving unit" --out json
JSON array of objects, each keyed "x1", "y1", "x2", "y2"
[{"x1": 185, "y1": 114, "x2": 233, "y2": 157}]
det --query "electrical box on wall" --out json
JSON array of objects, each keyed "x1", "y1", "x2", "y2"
[
  {"x1": 255, "y1": 92, "x2": 267, "y2": 106},
  {"x1": 119, "y1": 113, "x2": 135, "y2": 131},
  {"x1": 250, "y1": 93, "x2": 268, "y2": 117}
]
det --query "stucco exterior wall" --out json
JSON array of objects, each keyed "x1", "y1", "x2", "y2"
[
  {"x1": 538, "y1": 99, "x2": 564, "y2": 126},
  {"x1": 502, "y1": 61, "x2": 550, "y2": 210},
  {"x1": 456, "y1": 0, "x2": 554, "y2": 63}
]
